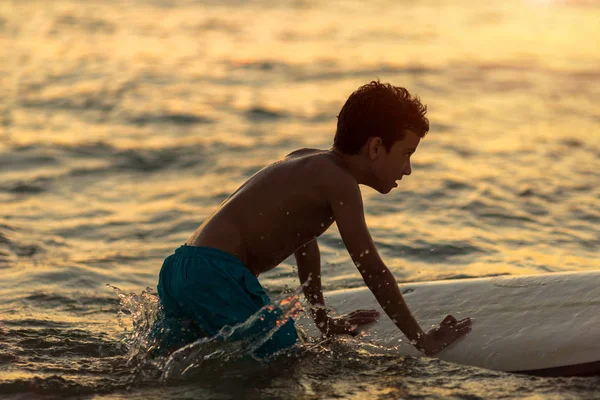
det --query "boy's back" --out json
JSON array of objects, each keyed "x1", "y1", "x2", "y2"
[{"x1": 187, "y1": 149, "x2": 342, "y2": 276}]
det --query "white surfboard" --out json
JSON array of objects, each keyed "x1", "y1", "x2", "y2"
[{"x1": 296, "y1": 271, "x2": 600, "y2": 376}]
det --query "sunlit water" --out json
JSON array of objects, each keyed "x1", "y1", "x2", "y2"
[{"x1": 1, "y1": 0, "x2": 599, "y2": 398}]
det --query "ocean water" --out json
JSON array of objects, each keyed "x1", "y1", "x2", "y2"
[{"x1": 1, "y1": 0, "x2": 599, "y2": 398}]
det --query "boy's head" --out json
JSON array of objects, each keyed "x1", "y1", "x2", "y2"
[{"x1": 333, "y1": 81, "x2": 429, "y2": 154}]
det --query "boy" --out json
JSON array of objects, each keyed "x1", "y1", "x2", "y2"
[{"x1": 156, "y1": 81, "x2": 471, "y2": 359}]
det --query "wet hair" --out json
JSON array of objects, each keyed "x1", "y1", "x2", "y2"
[{"x1": 333, "y1": 81, "x2": 429, "y2": 154}]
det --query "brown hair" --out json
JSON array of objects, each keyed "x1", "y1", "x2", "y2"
[{"x1": 333, "y1": 81, "x2": 429, "y2": 154}]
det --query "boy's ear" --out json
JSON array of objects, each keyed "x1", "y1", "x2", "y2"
[{"x1": 367, "y1": 137, "x2": 383, "y2": 160}]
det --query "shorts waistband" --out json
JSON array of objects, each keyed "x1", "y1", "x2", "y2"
[{"x1": 174, "y1": 244, "x2": 245, "y2": 266}]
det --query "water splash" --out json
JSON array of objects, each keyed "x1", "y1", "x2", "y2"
[{"x1": 107, "y1": 284, "x2": 305, "y2": 382}]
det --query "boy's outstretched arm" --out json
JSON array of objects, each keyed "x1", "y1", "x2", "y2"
[
  {"x1": 295, "y1": 239, "x2": 379, "y2": 336},
  {"x1": 325, "y1": 175, "x2": 471, "y2": 356}
]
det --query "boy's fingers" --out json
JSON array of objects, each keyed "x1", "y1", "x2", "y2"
[
  {"x1": 441, "y1": 315, "x2": 457, "y2": 325},
  {"x1": 457, "y1": 320, "x2": 471, "y2": 329},
  {"x1": 455, "y1": 319, "x2": 472, "y2": 330}
]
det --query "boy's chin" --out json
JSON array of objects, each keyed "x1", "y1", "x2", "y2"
[
  {"x1": 376, "y1": 184, "x2": 395, "y2": 194},
  {"x1": 366, "y1": 180, "x2": 396, "y2": 194}
]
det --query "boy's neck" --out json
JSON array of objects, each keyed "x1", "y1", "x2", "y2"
[{"x1": 329, "y1": 147, "x2": 373, "y2": 186}]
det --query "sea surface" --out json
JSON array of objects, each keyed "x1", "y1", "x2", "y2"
[{"x1": 1, "y1": 0, "x2": 599, "y2": 398}]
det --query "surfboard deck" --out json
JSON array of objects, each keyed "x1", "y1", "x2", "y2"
[{"x1": 296, "y1": 271, "x2": 600, "y2": 376}]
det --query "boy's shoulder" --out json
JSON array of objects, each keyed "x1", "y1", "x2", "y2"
[
  {"x1": 284, "y1": 148, "x2": 323, "y2": 158},
  {"x1": 283, "y1": 148, "x2": 356, "y2": 189}
]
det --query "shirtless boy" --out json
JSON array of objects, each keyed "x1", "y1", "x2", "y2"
[{"x1": 156, "y1": 81, "x2": 471, "y2": 359}]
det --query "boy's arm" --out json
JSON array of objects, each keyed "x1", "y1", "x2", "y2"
[
  {"x1": 325, "y1": 174, "x2": 471, "y2": 355},
  {"x1": 294, "y1": 239, "x2": 328, "y2": 329},
  {"x1": 295, "y1": 239, "x2": 379, "y2": 335}
]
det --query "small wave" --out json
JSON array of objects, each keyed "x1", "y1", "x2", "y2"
[
  {"x1": 0, "y1": 352, "x2": 18, "y2": 365},
  {"x1": 2, "y1": 319, "x2": 74, "y2": 328},
  {"x1": 223, "y1": 58, "x2": 440, "y2": 85},
  {"x1": 7, "y1": 181, "x2": 48, "y2": 194},
  {"x1": 0, "y1": 146, "x2": 59, "y2": 171},
  {"x1": 0, "y1": 320, "x2": 128, "y2": 395},
  {"x1": 193, "y1": 18, "x2": 241, "y2": 34},
  {"x1": 127, "y1": 112, "x2": 213, "y2": 126},
  {"x1": 0, "y1": 375, "x2": 123, "y2": 398},
  {"x1": 1, "y1": 327, "x2": 124, "y2": 378},
  {"x1": 5, "y1": 141, "x2": 213, "y2": 180},
  {"x1": 461, "y1": 199, "x2": 537, "y2": 224},
  {"x1": 21, "y1": 94, "x2": 116, "y2": 113},
  {"x1": 0, "y1": 232, "x2": 10, "y2": 245},
  {"x1": 378, "y1": 240, "x2": 486, "y2": 262},
  {"x1": 52, "y1": 13, "x2": 116, "y2": 34},
  {"x1": 113, "y1": 148, "x2": 192, "y2": 173},
  {"x1": 227, "y1": 57, "x2": 286, "y2": 69},
  {"x1": 443, "y1": 178, "x2": 474, "y2": 191},
  {"x1": 24, "y1": 292, "x2": 120, "y2": 314},
  {"x1": 293, "y1": 64, "x2": 440, "y2": 82},
  {"x1": 477, "y1": 212, "x2": 536, "y2": 224},
  {"x1": 246, "y1": 106, "x2": 288, "y2": 120},
  {"x1": 0, "y1": 231, "x2": 43, "y2": 259}
]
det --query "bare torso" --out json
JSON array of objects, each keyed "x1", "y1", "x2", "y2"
[{"x1": 187, "y1": 149, "x2": 347, "y2": 275}]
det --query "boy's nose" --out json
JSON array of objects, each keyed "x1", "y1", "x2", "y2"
[{"x1": 403, "y1": 162, "x2": 412, "y2": 176}]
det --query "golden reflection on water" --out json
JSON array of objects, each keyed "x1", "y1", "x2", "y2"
[{"x1": 1, "y1": 0, "x2": 598, "y2": 278}]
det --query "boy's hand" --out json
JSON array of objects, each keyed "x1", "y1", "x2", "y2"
[
  {"x1": 320, "y1": 309, "x2": 380, "y2": 337},
  {"x1": 416, "y1": 315, "x2": 472, "y2": 356}
]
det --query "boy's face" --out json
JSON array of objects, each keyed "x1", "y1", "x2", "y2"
[{"x1": 370, "y1": 130, "x2": 421, "y2": 194}]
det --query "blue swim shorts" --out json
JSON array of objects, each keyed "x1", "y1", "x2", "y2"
[{"x1": 155, "y1": 245, "x2": 298, "y2": 359}]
